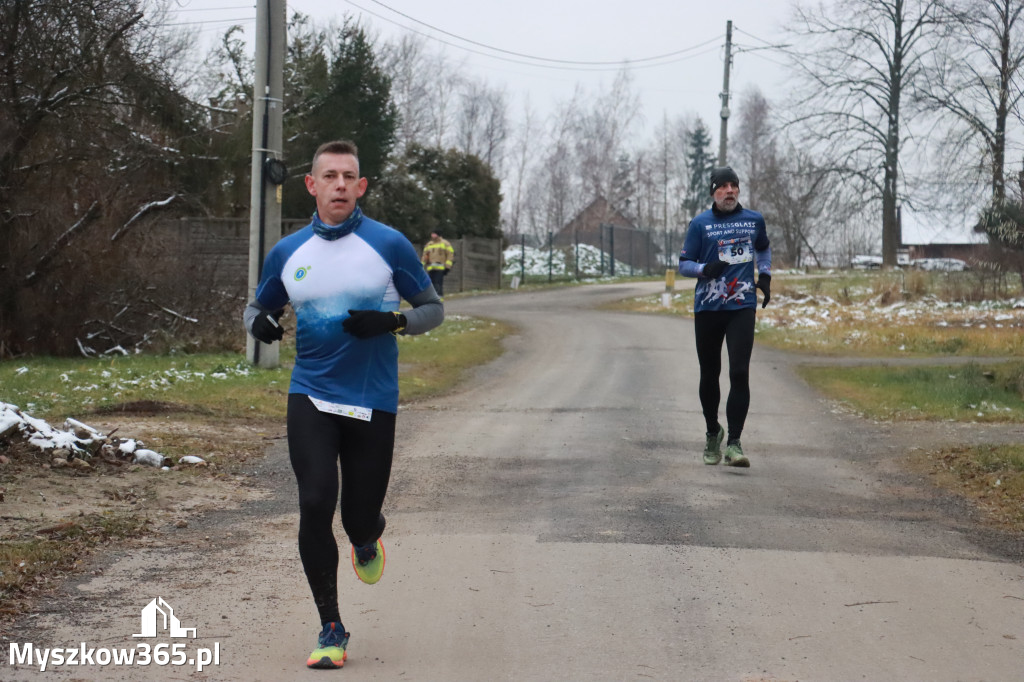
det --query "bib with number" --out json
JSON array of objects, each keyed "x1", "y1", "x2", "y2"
[
  {"x1": 309, "y1": 396, "x2": 373, "y2": 422},
  {"x1": 717, "y1": 237, "x2": 753, "y2": 265}
]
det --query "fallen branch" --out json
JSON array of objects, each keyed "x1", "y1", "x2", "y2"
[
  {"x1": 109, "y1": 194, "x2": 178, "y2": 242},
  {"x1": 24, "y1": 202, "x2": 102, "y2": 285},
  {"x1": 144, "y1": 298, "x2": 198, "y2": 323}
]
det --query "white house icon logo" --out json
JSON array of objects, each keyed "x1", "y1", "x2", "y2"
[{"x1": 133, "y1": 597, "x2": 197, "y2": 638}]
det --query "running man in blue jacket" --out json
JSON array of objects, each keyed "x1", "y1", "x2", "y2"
[
  {"x1": 244, "y1": 140, "x2": 443, "y2": 669},
  {"x1": 678, "y1": 166, "x2": 771, "y2": 468}
]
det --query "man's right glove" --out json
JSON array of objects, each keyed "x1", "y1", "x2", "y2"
[
  {"x1": 756, "y1": 274, "x2": 771, "y2": 308},
  {"x1": 702, "y1": 259, "x2": 727, "y2": 279},
  {"x1": 251, "y1": 309, "x2": 285, "y2": 343},
  {"x1": 343, "y1": 309, "x2": 400, "y2": 339}
]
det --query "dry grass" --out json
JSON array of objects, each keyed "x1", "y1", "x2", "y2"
[
  {"x1": 608, "y1": 270, "x2": 1024, "y2": 357},
  {"x1": 910, "y1": 444, "x2": 1024, "y2": 532}
]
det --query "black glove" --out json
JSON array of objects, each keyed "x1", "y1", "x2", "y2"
[
  {"x1": 343, "y1": 310, "x2": 400, "y2": 339},
  {"x1": 702, "y1": 259, "x2": 727, "y2": 279},
  {"x1": 251, "y1": 309, "x2": 285, "y2": 343},
  {"x1": 444, "y1": 268, "x2": 450, "y2": 275},
  {"x1": 756, "y1": 274, "x2": 771, "y2": 308}
]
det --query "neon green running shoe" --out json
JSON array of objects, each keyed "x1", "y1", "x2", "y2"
[
  {"x1": 724, "y1": 442, "x2": 750, "y2": 468},
  {"x1": 351, "y1": 539, "x2": 385, "y2": 584},
  {"x1": 703, "y1": 426, "x2": 725, "y2": 465},
  {"x1": 306, "y1": 622, "x2": 349, "y2": 669}
]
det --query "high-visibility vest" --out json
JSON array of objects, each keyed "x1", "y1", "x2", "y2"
[{"x1": 422, "y1": 238, "x2": 454, "y2": 270}]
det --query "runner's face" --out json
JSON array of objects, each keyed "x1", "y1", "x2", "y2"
[
  {"x1": 305, "y1": 152, "x2": 367, "y2": 225},
  {"x1": 713, "y1": 182, "x2": 739, "y2": 212}
]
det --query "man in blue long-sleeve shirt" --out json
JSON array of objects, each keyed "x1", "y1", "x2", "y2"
[{"x1": 678, "y1": 166, "x2": 772, "y2": 468}]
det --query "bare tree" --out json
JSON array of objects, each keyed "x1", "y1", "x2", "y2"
[
  {"x1": 577, "y1": 71, "x2": 642, "y2": 200},
  {"x1": 428, "y1": 54, "x2": 463, "y2": 149},
  {"x1": 0, "y1": 0, "x2": 218, "y2": 356},
  {"x1": 919, "y1": 0, "x2": 1024, "y2": 205},
  {"x1": 788, "y1": 0, "x2": 945, "y2": 266},
  {"x1": 379, "y1": 34, "x2": 435, "y2": 153},
  {"x1": 502, "y1": 99, "x2": 537, "y2": 239},
  {"x1": 535, "y1": 93, "x2": 585, "y2": 238},
  {"x1": 456, "y1": 79, "x2": 509, "y2": 175},
  {"x1": 732, "y1": 87, "x2": 775, "y2": 208}
]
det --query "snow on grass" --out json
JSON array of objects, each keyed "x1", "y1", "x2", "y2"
[{"x1": 503, "y1": 244, "x2": 635, "y2": 277}]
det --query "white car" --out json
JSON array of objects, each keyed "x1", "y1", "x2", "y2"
[
  {"x1": 850, "y1": 255, "x2": 883, "y2": 269},
  {"x1": 911, "y1": 258, "x2": 969, "y2": 271}
]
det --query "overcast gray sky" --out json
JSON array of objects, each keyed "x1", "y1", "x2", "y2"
[
  {"x1": 173, "y1": 0, "x2": 793, "y2": 139},
  {"x1": 170, "y1": 0, "x2": 985, "y2": 243}
]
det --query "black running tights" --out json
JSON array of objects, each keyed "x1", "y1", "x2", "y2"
[
  {"x1": 287, "y1": 394, "x2": 395, "y2": 625},
  {"x1": 693, "y1": 307, "x2": 756, "y2": 442}
]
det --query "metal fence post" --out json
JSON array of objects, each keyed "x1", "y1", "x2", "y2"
[
  {"x1": 609, "y1": 225, "x2": 616, "y2": 277},
  {"x1": 520, "y1": 233, "x2": 526, "y2": 283},
  {"x1": 548, "y1": 230, "x2": 554, "y2": 282}
]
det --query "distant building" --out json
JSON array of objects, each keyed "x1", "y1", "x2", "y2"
[
  {"x1": 903, "y1": 240, "x2": 994, "y2": 266},
  {"x1": 900, "y1": 206, "x2": 994, "y2": 266},
  {"x1": 554, "y1": 196, "x2": 661, "y2": 272}
]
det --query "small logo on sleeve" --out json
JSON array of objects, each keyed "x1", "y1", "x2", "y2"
[{"x1": 294, "y1": 266, "x2": 312, "y2": 281}]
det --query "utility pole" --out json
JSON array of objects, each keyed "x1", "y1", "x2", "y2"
[
  {"x1": 717, "y1": 20, "x2": 733, "y2": 166},
  {"x1": 246, "y1": 0, "x2": 287, "y2": 368}
]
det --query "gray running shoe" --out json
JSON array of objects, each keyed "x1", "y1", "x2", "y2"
[
  {"x1": 723, "y1": 442, "x2": 750, "y2": 468},
  {"x1": 703, "y1": 426, "x2": 725, "y2": 465}
]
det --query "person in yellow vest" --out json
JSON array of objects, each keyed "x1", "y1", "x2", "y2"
[{"x1": 421, "y1": 230, "x2": 455, "y2": 298}]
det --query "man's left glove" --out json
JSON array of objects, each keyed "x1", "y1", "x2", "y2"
[
  {"x1": 251, "y1": 309, "x2": 285, "y2": 343},
  {"x1": 756, "y1": 274, "x2": 771, "y2": 309},
  {"x1": 343, "y1": 310, "x2": 400, "y2": 338}
]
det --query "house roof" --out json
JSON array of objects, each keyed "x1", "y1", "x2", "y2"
[{"x1": 559, "y1": 196, "x2": 636, "y2": 236}]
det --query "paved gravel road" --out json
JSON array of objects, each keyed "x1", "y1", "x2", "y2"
[{"x1": 9, "y1": 282, "x2": 1024, "y2": 681}]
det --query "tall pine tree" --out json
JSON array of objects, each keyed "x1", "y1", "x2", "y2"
[
  {"x1": 282, "y1": 18, "x2": 397, "y2": 219},
  {"x1": 683, "y1": 118, "x2": 716, "y2": 221}
]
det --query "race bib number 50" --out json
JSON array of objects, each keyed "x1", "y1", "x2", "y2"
[{"x1": 717, "y1": 237, "x2": 753, "y2": 265}]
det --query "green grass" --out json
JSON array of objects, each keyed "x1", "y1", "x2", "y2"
[
  {"x1": 797, "y1": 362, "x2": 1024, "y2": 422},
  {"x1": 397, "y1": 315, "x2": 510, "y2": 400},
  {"x1": 0, "y1": 314, "x2": 511, "y2": 423},
  {"x1": 0, "y1": 352, "x2": 291, "y2": 421}
]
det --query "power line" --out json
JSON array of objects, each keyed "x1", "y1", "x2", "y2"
[
  {"x1": 342, "y1": 0, "x2": 720, "y2": 71},
  {"x1": 358, "y1": 0, "x2": 722, "y2": 66},
  {"x1": 733, "y1": 26, "x2": 779, "y2": 47},
  {"x1": 731, "y1": 26, "x2": 794, "y2": 67},
  {"x1": 166, "y1": 4, "x2": 256, "y2": 12},
  {"x1": 157, "y1": 17, "x2": 254, "y2": 27}
]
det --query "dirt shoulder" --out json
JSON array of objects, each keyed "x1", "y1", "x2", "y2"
[{"x1": 0, "y1": 411, "x2": 283, "y2": 630}]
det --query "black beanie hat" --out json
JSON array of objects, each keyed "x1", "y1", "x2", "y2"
[{"x1": 709, "y1": 166, "x2": 740, "y2": 195}]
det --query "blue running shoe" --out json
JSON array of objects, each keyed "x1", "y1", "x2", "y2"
[{"x1": 306, "y1": 621, "x2": 349, "y2": 669}]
